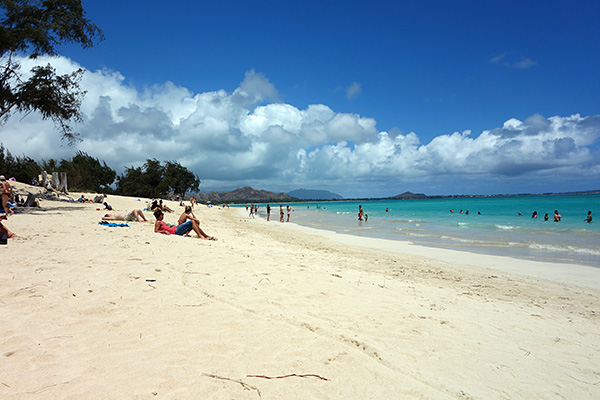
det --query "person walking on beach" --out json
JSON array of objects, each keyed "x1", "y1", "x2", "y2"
[
  {"x1": 286, "y1": 205, "x2": 291, "y2": 222},
  {"x1": 585, "y1": 211, "x2": 593, "y2": 223},
  {"x1": 1, "y1": 175, "x2": 13, "y2": 217},
  {"x1": 554, "y1": 210, "x2": 561, "y2": 222},
  {"x1": 280, "y1": 205, "x2": 284, "y2": 222},
  {"x1": 266, "y1": 204, "x2": 271, "y2": 221}
]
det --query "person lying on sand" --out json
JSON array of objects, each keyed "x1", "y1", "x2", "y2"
[
  {"x1": 154, "y1": 209, "x2": 215, "y2": 240},
  {"x1": 102, "y1": 210, "x2": 148, "y2": 222}
]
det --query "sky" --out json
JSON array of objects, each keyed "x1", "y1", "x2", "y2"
[{"x1": 2, "y1": 0, "x2": 600, "y2": 197}]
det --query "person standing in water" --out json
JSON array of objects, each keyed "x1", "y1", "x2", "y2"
[
  {"x1": 585, "y1": 211, "x2": 592, "y2": 223},
  {"x1": 358, "y1": 205, "x2": 364, "y2": 221},
  {"x1": 554, "y1": 210, "x2": 562, "y2": 222}
]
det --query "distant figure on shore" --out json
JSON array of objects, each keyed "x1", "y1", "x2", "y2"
[
  {"x1": 78, "y1": 194, "x2": 93, "y2": 203},
  {"x1": 266, "y1": 204, "x2": 271, "y2": 221},
  {"x1": 280, "y1": 205, "x2": 284, "y2": 222},
  {"x1": 358, "y1": 205, "x2": 364, "y2": 221},
  {"x1": 585, "y1": 211, "x2": 592, "y2": 223},
  {"x1": 103, "y1": 210, "x2": 148, "y2": 222},
  {"x1": 553, "y1": 210, "x2": 561, "y2": 222},
  {"x1": 154, "y1": 209, "x2": 215, "y2": 240},
  {"x1": 1, "y1": 175, "x2": 13, "y2": 217},
  {"x1": 544, "y1": 213, "x2": 549, "y2": 221},
  {"x1": 532, "y1": 211, "x2": 538, "y2": 218},
  {"x1": 286, "y1": 205, "x2": 291, "y2": 222}
]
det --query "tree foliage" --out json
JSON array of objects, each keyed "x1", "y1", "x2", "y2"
[
  {"x1": 53, "y1": 150, "x2": 116, "y2": 192},
  {"x1": 0, "y1": 0, "x2": 103, "y2": 143},
  {"x1": 117, "y1": 159, "x2": 200, "y2": 199},
  {"x1": 0, "y1": 142, "x2": 41, "y2": 182}
]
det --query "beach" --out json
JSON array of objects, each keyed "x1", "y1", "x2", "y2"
[{"x1": 1, "y1": 186, "x2": 599, "y2": 399}]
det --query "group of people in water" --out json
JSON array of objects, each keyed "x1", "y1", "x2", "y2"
[
  {"x1": 449, "y1": 207, "x2": 592, "y2": 223},
  {"x1": 248, "y1": 204, "x2": 292, "y2": 222}
]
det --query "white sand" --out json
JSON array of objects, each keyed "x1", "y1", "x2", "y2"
[{"x1": 1, "y1": 185, "x2": 599, "y2": 399}]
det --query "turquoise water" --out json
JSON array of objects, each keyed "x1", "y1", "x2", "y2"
[{"x1": 253, "y1": 194, "x2": 600, "y2": 266}]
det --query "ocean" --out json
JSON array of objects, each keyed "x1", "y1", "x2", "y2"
[{"x1": 251, "y1": 194, "x2": 600, "y2": 266}]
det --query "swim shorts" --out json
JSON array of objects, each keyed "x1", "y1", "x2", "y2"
[
  {"x1": 123, "y1": 211, "x2": 136, "y2": 221},
  {"x1": 174, "y1": 220, "x2": 193, "y2": 235}
]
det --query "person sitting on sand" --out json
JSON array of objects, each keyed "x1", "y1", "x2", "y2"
[
  {"x1": 0, "y1": 215, "x2": 16, "y2": 241},
  {"x1": 159, "y1": 199, "x2": 173, "y2": 213},
  {"x1": 103, "y1": 202, "x2": 113, "y2": 211},
  {"x1": 1, "y1": 175, "x2": 14, "y2": 217},
  {"x1": 154, "y1": 209, "x2": 215, "y2": 240},
  {"x1": 78, "y1": 195, "x2": 93, "y2": 203},
  {"x1": 102, "y1": 209, "x2": 148, "y2": 222},
  {"x1": 585, "y1": 211, "x2": 592, "y2": 223}
]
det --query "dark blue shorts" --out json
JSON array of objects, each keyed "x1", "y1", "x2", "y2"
[{"x1": 175, "y1": 220, "x2": 193, "y2": 235}]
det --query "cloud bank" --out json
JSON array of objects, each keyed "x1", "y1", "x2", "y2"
[{"x1": 2, "y1": 56, "x2": 599, "y2": 197}]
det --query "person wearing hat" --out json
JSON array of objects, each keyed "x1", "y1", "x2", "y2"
[{"x1": 0, "y1": 175, "x2": 13, "y2": 217}]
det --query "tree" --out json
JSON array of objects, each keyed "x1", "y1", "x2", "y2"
[
  {"x1": 0, "y1": 143, "x2": 41, "y2": 183},
  {"x1": 117, "y1": 159, "x2": 200, "y2": 199},
  {"x1": 0, "y1": 0, "x2": 103, "y2": 143},
  {"x1": 164, "y1": 161, "x2": 200, "y2": 199},
  {"x1": 55, "y1": 151, "x2": 115, "y2": 192}
]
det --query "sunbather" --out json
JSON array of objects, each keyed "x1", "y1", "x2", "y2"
[
  {"x1": 154, "y1": 209, "x2": 215, "y2": 240},
  {"x1": 102, "y1": 209, "x2": 148, "y2": 222},
  {"x1": 0, "y1": 215, "x2": 16, "y2": 241}
]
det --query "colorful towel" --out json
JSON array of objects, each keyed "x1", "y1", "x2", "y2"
[{"x1": 99, "y1": 221, "x2": 129, "y2": 227}]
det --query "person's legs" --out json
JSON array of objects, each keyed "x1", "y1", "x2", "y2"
[
  {"x1": 2, "y1": 194, "x2": 12, "y2": 216},
  {"x1": 133, "y1": 209, "x2": 147, "y2": 222},
  {"x1": 191, "y1": 220, "x2": 214, "y2": 239}
]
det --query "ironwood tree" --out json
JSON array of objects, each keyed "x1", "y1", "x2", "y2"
[{"x1": 0, "y1": 0, "x2": 103, "y2": 143}]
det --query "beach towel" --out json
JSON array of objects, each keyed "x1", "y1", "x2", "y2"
[{"x1": 99, "y1": 221, "x2": 129, "y2": 227}]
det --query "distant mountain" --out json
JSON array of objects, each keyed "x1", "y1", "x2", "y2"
[
  {"x1": 193, "y1": 186, "x2": 296, "y2": 204},
  {"x1": 386, "y1": 191, "x2": 428, "y2": 200},
  {"x1": 287, "y1": 188, "x2": 343, "y2": 200}
]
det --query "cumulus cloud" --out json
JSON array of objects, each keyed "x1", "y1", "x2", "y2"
[{"x1": 2, "y1": 55, "x2": 599, "y2": 196}]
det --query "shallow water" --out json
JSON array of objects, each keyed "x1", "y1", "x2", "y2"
[{"x1": 250, "y1": 194, "x2": 600, "y2": 266}]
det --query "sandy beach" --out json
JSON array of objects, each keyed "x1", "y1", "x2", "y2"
[{"x1": 1, "y1": 184, "x2": 599, "y2": 399}]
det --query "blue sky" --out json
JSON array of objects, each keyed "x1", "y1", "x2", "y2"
[{"x1": 3, "y1": 0, "x2": 600, "y2": 197}]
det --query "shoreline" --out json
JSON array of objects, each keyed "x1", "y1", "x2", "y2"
[
  {"x1": 238, "y1": 207, "x2": 600, "y2": 290},
  {"x1": 2, "y1": 189, "x2": 599, "y2": 399}
]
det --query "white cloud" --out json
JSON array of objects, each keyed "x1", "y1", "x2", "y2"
[
  {"x1": 2, "y1": 56, "x2": 599, "y2": 196},
  {"x1": 489, "y1": 53, "x2": 537, "y2": 69},
  {"x1": 346, "y1": 82, "x2": 362, "y2": 100}
]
